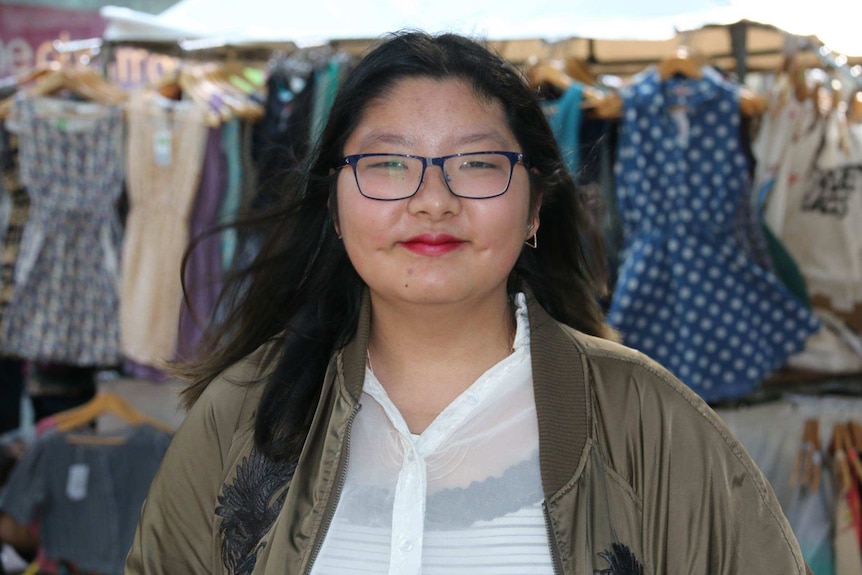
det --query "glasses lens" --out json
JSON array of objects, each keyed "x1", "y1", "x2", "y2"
[
  {"x1": 355, "y1": 155, "x2": 423, "y2": 200},
  {"x1": 444, "y1": 153, "x2": 513, "y2": 198}
]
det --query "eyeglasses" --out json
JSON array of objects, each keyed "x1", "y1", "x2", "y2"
[{"x1": 334, "y1": 151, "x2": 529, "y2": 201}]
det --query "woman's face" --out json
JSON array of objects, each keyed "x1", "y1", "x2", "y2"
[{"x1": 335, "y1": 77, "x2": 538, "y2": 309}]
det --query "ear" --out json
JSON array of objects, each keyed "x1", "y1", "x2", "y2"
[
  {"x1": 327, "y1": 196, "x2": 342, "y2": 238},
  {"x1": 529, "y1": 190, "x2": 543, "y2": 237}
]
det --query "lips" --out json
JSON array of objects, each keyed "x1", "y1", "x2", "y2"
[{"x1": 401, "y1": 234, "x2": 466, "y2": 256}]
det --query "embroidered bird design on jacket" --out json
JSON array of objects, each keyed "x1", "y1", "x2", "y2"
[
  {"x1": 595, "y1": 542, "x2": 645, "y2": 575},
  {"x1": 216, "y1": 449, "x2": 297, "y2": 575}
]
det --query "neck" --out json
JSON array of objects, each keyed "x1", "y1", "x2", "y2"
[
  {"x1": 366, "y1": 291, "x2": 516, "y2": 432},
  {"x1": 368, "y1": 292, "x2": 515, "y2": 361}
]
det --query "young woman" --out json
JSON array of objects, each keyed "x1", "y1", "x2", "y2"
[{"x1": 126, "y1": 32, "x2": 810, "y2": 575}]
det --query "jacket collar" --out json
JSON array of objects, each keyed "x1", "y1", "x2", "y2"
[
  {"x1": 525, "y1": 290, "x2": 590, "y2": 497},
  {"x1": 340, "y1": 288, "x2": 371, "y2": 403},
  {"x1": 339, "y1": 287, "x2": 590, "y2": 497}
]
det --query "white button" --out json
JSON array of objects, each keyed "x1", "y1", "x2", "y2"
[
  {"x1": 401, "y1": 540, "x2": 414, "y2": 552},
  {"x1": 405, "y1": 451, "x2": 414, "y2": 462},
  {"x1": 465, "y1": 394, "x2": 478, "y2": 406}
]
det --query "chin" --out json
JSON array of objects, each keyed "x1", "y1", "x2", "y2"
[
  {"x1": 368, "y1": 282, "x2": 467, "y2": 306},
  {"x1": 397, "y1": 287, "x2": 465, "y2": 305},
  {"x1": 394, "y1": 280, "x2": 507, "y2": 307}
]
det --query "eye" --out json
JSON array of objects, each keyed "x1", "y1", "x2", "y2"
[
  {"x1": 456, "y1": 154, "x2": 508, "y2": 172},
  {"x1": 366, "y1": 157, "x2": 410, "y2": 171},
  {"x1": 461, "y1": 160, "x2": 497, "y2": 169}
]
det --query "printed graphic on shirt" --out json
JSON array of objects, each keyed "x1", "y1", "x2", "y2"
[
  {"x1": 595, "y1": 542, "x2": 644, "y2": 575},
  {"x1": 803, "y1": 165, "x2": 862, "y2": 217},
  {"x1": 216, "y1": 449, "x2": 297, "y2": 575}
]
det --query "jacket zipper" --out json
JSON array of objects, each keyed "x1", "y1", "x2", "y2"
[
  {"x1": 543, "y1": 501, "x2": 564, "y2": 575},
  {"x1": 304, "y1": 401, "x2": 361, "y2": 575}
]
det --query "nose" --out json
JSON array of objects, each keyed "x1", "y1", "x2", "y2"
[{"x1": 407, "y1": 162, "x2": 461, "y2": 217}]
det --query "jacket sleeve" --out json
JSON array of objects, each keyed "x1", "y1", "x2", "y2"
[
  {"x1": 636, "y1": 363, "x2": 810, "y2": 574},
  {"x1": 125, "y1": 376, "x2": 253, "y2": 575},
  {"x1": 589, "y1": 350, "x2": 811, "y2": 575}
]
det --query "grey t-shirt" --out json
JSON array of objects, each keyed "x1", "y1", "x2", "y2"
[{"x1": 1, "y1": 424, "x2": 171, "y2": 575}]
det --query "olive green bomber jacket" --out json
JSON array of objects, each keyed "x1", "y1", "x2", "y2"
[{"x1": 126, "y1": 293, "x2": 811, "y2": 575}]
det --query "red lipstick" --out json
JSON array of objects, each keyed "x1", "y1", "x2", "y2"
[{"x1": 401, "y1": 234, "x2": 465, "y2": 256}]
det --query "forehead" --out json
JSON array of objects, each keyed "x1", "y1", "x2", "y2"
[{"x1": 348, "y1": 77, "x2": 515, "y2": 149}]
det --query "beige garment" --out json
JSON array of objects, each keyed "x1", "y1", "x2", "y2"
[
  {"x1": 120, "y1": 91, "x2": 209, "y2": 366},
  {"x1": 778, "y1": 112, "x2": 862, "y2": 313}
]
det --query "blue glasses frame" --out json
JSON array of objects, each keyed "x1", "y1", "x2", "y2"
[{"x1": 334, "y1": 151, "x2": 529, "y2": 201}]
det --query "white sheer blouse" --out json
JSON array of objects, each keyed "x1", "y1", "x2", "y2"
[{"x1": 310, "y1": 293, "x2": 554, "y2": 575}]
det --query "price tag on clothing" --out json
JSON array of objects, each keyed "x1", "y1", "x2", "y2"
[
  {"x1": 66, "y1": 464, "x2": 90, "y2": 501},
  {"x1": 670, "y1": 107, "x2": 690, "y2": 147},
  {"x1": 153, "y1": 128, "x2": 173, "y2": 167}
]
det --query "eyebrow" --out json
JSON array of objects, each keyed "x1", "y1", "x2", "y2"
[
  {"x1": 355, "y1": 130, "x2": 516, "y2": 151},
  {"x1": 356, "y1": 132, "x2": 414, "y2": 149},
  {"x1": 455, "y1": 131, "x2": 515, "y2": 149}
]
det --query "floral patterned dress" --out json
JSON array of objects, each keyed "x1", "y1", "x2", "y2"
[{"x1": 0, "y1": 96, "x2": 124, "y2": 365}]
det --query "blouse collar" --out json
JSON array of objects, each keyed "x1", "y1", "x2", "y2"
[{"x1": 338, "y1": 287, "x2": 591, "y2": 499}]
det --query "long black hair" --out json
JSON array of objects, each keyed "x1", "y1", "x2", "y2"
[{"x1": 178, "y1": 31, "x2": 612, "y2": 461}]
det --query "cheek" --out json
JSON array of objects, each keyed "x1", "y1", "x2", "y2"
[
  {"x1": 337, "y1": 190, "x2": 394, "y2": 250},
  {"x1": 481, "y1": 196, "x2": 532, "y2": 246}
]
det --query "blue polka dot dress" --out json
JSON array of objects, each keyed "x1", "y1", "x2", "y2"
[{"x1": 608, "y1": 67, "x2": 820, "y2": 402}]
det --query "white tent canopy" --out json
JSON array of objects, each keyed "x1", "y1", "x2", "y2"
[{"x1": 100, "y1": 0, "x2": 862, "y2": 56}]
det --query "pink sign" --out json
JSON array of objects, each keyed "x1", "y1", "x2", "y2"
[{"x1": 0, "y1": 3, "x2": 105, "y2": 77}]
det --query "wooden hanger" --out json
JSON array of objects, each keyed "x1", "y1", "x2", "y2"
[
  {"x1": 846, "y1": 420, "x2": 862, "y2": 482},
  {"x1": 850, "y1": 90, "x2": 862, "y2": 123},
  {"x1": 0, "y1": 61, "x2": 62, "y2": 91},
  {"x1": 178, "y1": 65, "x2": 230, "y2": 125},
  {"x1": 526, "y1": 59, "x2": 573, "y2": 91},
  {"x1": 739, "y1": 87, "x2": 769, "y2": 117},
  {"x1": 223, "y1": 57, "x2": 264, "y2": 95},
  {"x1": 780, "y1": 55, "x2": 810, "y2": 103},
  {"x1": 156, "y1": 62, "x2": 264, "y2": 126},
  {"x1": 833, "y1": 82, "x2": 853, "y2": 157},
  {"x1": 658, "y1": 47, "x2": 703, "y2": 81},
  {"x1": 564, "y1": 57, "x2": 597, "y2": 86},
  {"x1": 145, "y1": 68, "x2": 222, "y2": 128},
  {"x1": 579, "y1": 84, "x2": 762, "y2": 120},
  {"x1": 851, "y1": 421, "x2": 862, "y2": 452},
  {"x1": 0, "y1": 65, "x2": 127, "y2": 119},
  {"x1": 199, "y1": 62, "x2": 264, "y2": 122},
  {"x1": 53, "y1": 391, "x2": 173, "y2": 434},
  {"x1": 31, "y1": 65, "x2": 125, "y2": 105},
  {"x1": 152, "y1": 68, "x2": 183, "y2": 101},
  {"x1": 582, "y1": 89, "x2": 623, "y2": 120},
  {"x1": 830, "y1": 423, "x2": 855, "y2": 493}
]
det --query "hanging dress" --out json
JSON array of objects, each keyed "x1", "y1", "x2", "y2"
[
  {"x1": 0, "y1": 96, "x2": 124, "y2": 365},
  {"x1": 0, "y1": 122, "x2": 26, "y2": 324},
  {"x1": 543, "y1": 82, "x2": 584, "y2": 177},
  {"x1": 608, "y1": 67, "x2": 819, "y2": 402},
  {"x1": 120, "y1": 91, "x2": 209, "y2": 367},
  {"x1": 176, "y1": 126, "x2": 227, "y2": 361}
]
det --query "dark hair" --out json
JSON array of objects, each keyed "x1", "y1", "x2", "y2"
[{"x1": 178, "y1": 31, "x2": 612, "y2": 461}]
